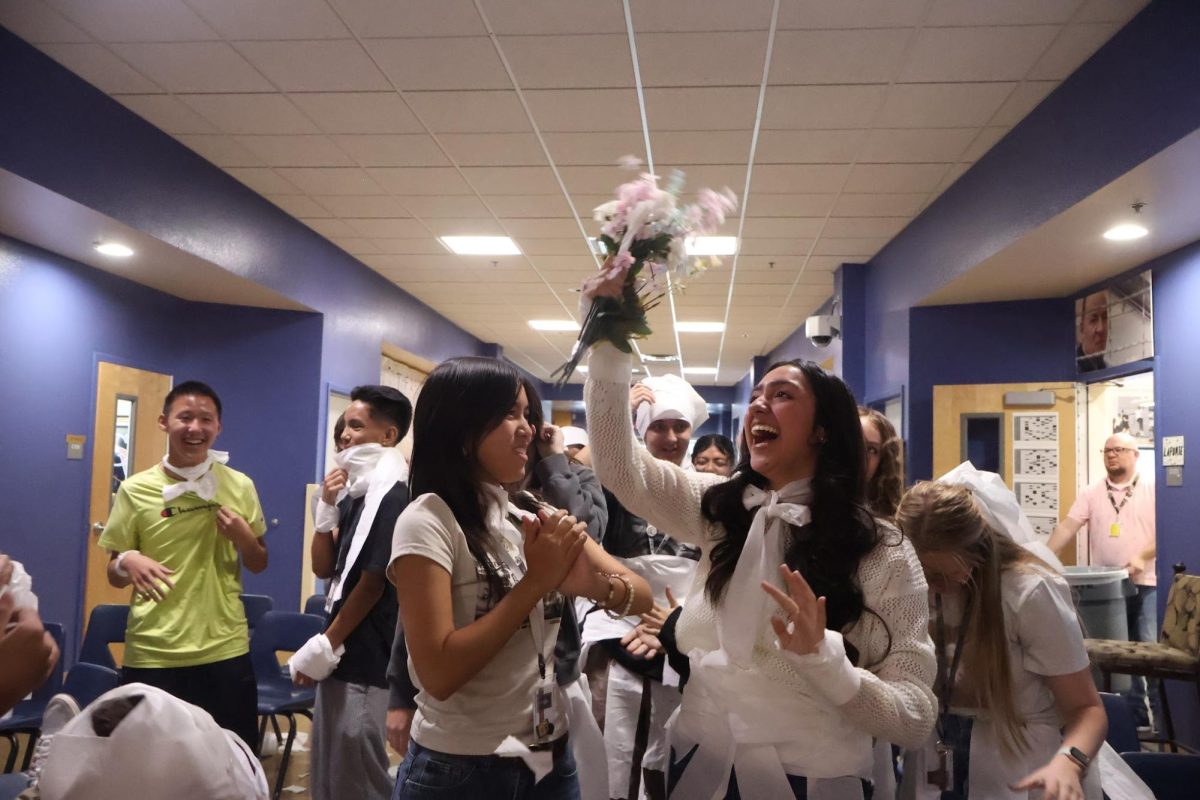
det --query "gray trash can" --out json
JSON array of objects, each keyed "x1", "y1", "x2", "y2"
[{"x1": 1063, "y1": 566, "x2": 1135, "y2": 692}]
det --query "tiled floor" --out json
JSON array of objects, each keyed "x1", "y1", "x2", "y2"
[{"x1": 260, "y1": 716, "x2": 404, "y2": 799}]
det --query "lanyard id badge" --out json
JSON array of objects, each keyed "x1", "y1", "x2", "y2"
[
  {"x1": 1110, "y1": 521, "x2": 1122, "y2": 538},
  {"x1": 929, "y1": 593, "x2": 971, "y2": 793},
  {"x1": 529, "y1": 602, "x2": 564, "y2": 745}
]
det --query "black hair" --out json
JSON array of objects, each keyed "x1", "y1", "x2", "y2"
[
  {"x1": 332, "y1": 413, "x2": 346, "y2": 446},
  {"x1": 163, "y1": 380, "x2": 222, "y2": 419},
  {"x1": 701, "y1": 360, "x2": 889, "y2": 664},
  {"x1": 350, "y1": 384, "x2": 413, "y2": 441},
  {"x1": 409, "y1": 358, "x2": 536, "y2": 595},
  {"x1": 691, "y1": 433, "x2": 736, "y2": 464}
]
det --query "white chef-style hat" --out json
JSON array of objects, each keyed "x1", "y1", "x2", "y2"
[
  {"x1": 634, "y1": 374, "x2": 709, "y2": 439},
  {"x1": 562, "y1": 426, "x2": 590, "y2": 449},
  {"x1": 39, "y1": 683, "x2": 268, "y2": 800}
]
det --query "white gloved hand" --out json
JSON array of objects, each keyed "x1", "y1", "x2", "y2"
[
  {"x1": 313, "y1": 499, "x2": 340, "y2": 533},
  {"x1": 1, "y1": 560, "x2": 38, "y2": 612},
  {"x1": 287, "y1": 633, "x2": 345, "y2": 682}
]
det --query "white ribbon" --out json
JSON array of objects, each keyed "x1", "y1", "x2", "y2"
[
  {"x1": 327, "y1": 446, "x2": 408, "y2": 607},
  {"x1": 161, "y1": 450, "x2": 229, "y2": 502},
  {"x1": 287, "y1": 633, "x2": 345, "y2": 682},
  {"x1": 718, "y1": 481, "x2": 812, "y2": 667}
]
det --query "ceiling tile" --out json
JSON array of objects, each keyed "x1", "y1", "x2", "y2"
[
  {"x1": 821, "y1": 217, "x2": 909, "y2": 238},
  {"x1": 483, "y1": 194, "x2": 577, "y2": 218},
  {"x1": 275, "y1": 167, "x2": 385, "y2": 195},
  {"x1": 762, "y1": 85, "x2": 887, "y2": 129},
  {"x1": 745, "y1": 194, "x2": 837, "y2": 217},
  {"x1": 329, "y1": 237, "x2": 384, "y2": 255},
  {"x1": 368, "y1": 238, "x2": 447, "y2": 255},
  {"x1": 365, "y1": 37, "x2": 510, "y2": 91},
  {"x1": 236, "y1": 40, "x2": 390, "y2": 92},
  {"x1": 991, "y1": 81, "x2": 1057, "y2": 125},
  {"x1": 771, "y1": 29, "x2": 910, "y2": 85},
  {"x1": 330, "y1": 134, "x2": 450, "y2": 167},
  {"x1": 832, "y1": 193, "x2": 929, "y2": 217},
  {"x1": 289, "y1": 93, "x2": 424, "y2": 134},
  {"x1": 751, "y1": 164, "x2": 850, "y2": 194},
  {"x1": 234, "y1": 135, "x2": 356, "y2": 167},
  {"x1": 1076, "y1": 0, "x2": 1150, "y2": 25},
  {"x1": 314, "y1": 196, "x2": 411, "y2": 218},
  {"x1": 265, "y1": 194, "x2": 331, "y2": 217},
  {"x1": 344, "y1": 217, "x2": 430, "y2": 237},
  {"x1": 859, "y1": 128, "x2": 978, "y2": 163},
  {"x1": 421, "y1": 218, "x2": 505, "y2": 236},
  {"x1": 738, "y1": 238, "x2": 815, "y2": 257},
  {"x1": 926, "y1": 0, "x2": 1079, "y2": 26},
  {"x1": 777, "y1": 0, "x2": 926, "y2": 29},
  {"x1": 845, "y1": 163, "x2": 949, "y2": 193},
  {"x1": 479, "y1": 0, "x2": 625, "y2": 35},
  {"x1": 632, "y1": 0, "x2": 775, "y2": 31},
  {"x1": 543, "y1": 132, "x2": 648, "y2": 166},
  {"x1": 178, "y1": 134, "x2": 264, "y2": 167},
  {"x1": 404, "y1": 91, "x2": 532, "y2": 133},
  {"x1": 755, "y1": 130, "x2": 864, "y2": 164},
  {"x1": 300, "y1": 217, "x2": 360, "y2": 238},
  {"x1": 328, "y1": 0, "x2": 486, "y2": 37},
  {"x1": 961, "y1": 126, "x2": 1010, "y2": 162},
  {"x1": 636, "y1": 32, "x2": 768, "y2": 87},
  {"x1": 45, "y1": 0, "x2": 217, "y2": 41},
  {"x1": 876, "y1": 82, "x2": 1016, "y2": 128},
  {"x1": 110, "y1": 42, "x2": 274, "y2": 93},
  {"x1": 812, "y1": 237, "x2": 889, "y2": 257},
  {"x1": 115, "y1": 94, "x2": 217, "y2": 134},
  {"x1": 188, "y1": 0, "x2": 350, "y2": 38},
  {"x1": 525, "y1": 89, "x2": 643, "y2": 132},
  {"x1": 652, "y1": 131, "x2": 752, "y2": 166},
  {"x1": 37, "y1": 44, "x2": 161, "y2": 93},
  {"x1": 224, "y1": 167, "x2": 302, "y2": 194},
  {"x1": 0, "y1": 1, "x2": 89, "y2": 42},
  {"x1": 521, "y1": 238, "x2": 592, "y2": 256},
  {"x1": 499, "y1": 34, "x2": 633, "y2": 89},
  {"x1": 439, "y1": 133, "x2": 548, "y2": 167},
  {"x1": 741, "y1": 218, "x2": 826, "y2": 238},
  {"x1": 180, "y1": 94, "x2": 320, "y2": 134},
  {"x1": 929, "y1": 162, "x2": 973, "y2": 196},
  {"x1": 901, "y1": 26, "x2": 1059, "y2": 83},
  {"x1": 1029, "y1": 22, "x2": 1121, "y2": 81},
  {"x1": 366, "y1": 167, "x2": 472, "y2": 195},
  {"x1": 400, "y1": 195, "x2": 492, "y2": 218},
  {"x1": 460, "y1": 166, "x2": 562, "y2": 194},
  {"x1": 501, "y1": 218, "x2": 583, "y2": 239}
]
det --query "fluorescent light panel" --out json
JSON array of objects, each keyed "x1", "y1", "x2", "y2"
[
  {"x1": 439, "y1": 235, "x2": 520, "y2": 255},
  {"x1": 528, "y1": 320, "x2": 580, "y2": 332},
  {"x1": 686, "y1": 236, "x2": 738, "y2": 256},
  {"x1": 675, "y1": 321, "x2": 725, "y2": 333},
  {"x1": 683, "y1": 367, "x2": 718, "y2": 376},
  {"x1": 95, "y1": 242, "x2": 133, "y2": 257},
  {"x1": 1102, "y1": 223, "x2": 1148, "y2": 241}
]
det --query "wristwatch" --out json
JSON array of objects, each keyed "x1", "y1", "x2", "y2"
[{"x1": 1057, "y1": 746, "x2": 1090, "y2": 772}]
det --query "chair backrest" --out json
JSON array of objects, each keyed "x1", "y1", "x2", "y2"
[
  {"x1": 240, "y1": 593, "x2": 274, "y2": 630},
  {"x1": 1099, "y1": 691, "x2": 1139, "y2": 754},
  {"x1": 303, "y1": 595, "x2": 327, "y2": 618},
  {"x1": 62, "y1": 663, "x2": 120, "y2": 709},
  {"x1": 249, "y1": 611, "x2": 326, "y2": 686},
  {"x1": 1161, "y1": 573, "x2": 1200, "y2": 655},
  {"x1": 28, "y1": 623, "x2": 67, "y2": 703},
  {"x1": 1122, "y1": 752, "x2": 1200, "y2": 800},
  {"x1": 79, "y1": 604, "x2": 128, "y2": 670}
]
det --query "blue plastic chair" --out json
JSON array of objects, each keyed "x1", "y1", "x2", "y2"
[
  {"x1": 78, "y1": 604, "x2": 128, "y2": 671},
  {"x1": 0, "y1": 623, "x2": 66, "y2": 772},
  {"x1": 250, "y1": 611, "x2": 325, "y2": 800},
  {"x1": 0, "y1": 773, "x2": 28, "y2": 800},
  {"x1": 1121, "y1": 752, "x2": 1200, "y2": 800},
  {"x1": 62, "y1": 663, "x2": 120, "y2": 710},
  {"x1": 241, "y1": 593, "x2": 274, "y2": 631},
  {"x1": 303, "y1": 594, "x2": 327, "y2": 618},
  {"x1": 1099, "y1": 691, "x2": 1140, "y2": 754}
]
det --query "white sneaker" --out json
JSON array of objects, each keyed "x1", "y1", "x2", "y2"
[{"x1": 26, "y1": 693, "x2": 81, "y2": 785}]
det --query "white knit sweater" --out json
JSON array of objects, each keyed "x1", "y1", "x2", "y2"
[{"x1": 585, "y1": 344, "x2": 936, "y2": 750}]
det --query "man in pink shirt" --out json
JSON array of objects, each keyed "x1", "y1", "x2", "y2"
[{"x1": 1049, "y1": 432, "x2": 1158, "y2": 727}]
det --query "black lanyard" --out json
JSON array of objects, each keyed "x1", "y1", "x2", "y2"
[
  {"x1": 1106, "y1": 475, "x2": 1137, "y2": 517},
  {"x1": 934, "y1": 592, "x2": 972, "y2": 742}
]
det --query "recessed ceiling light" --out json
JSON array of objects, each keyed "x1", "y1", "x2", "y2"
[
  {"x1": 576, "y1": 365, "x2": 588, "y2": 373},
  {"x1": 683, "y1": 367, "x2": 719, "y2": 376},
  {"x1": 675, "y1": 321, "x2": 725, "y2": 333},
  {"x1": 1102, "y1": 223, "x2": 1148, "y2": 241},
  {"x1": 439, "y1": 236, "x2": 520, "y2": 255},
  {"x1": 95, "y1": 242, "x2": 133, "y2": 258},
  {"x1": 528, "y1": 320, "x2": 580, "y2": 332},
  {"x1": 587, "y1": 237, "x2": 609, "y2": 257},
  {"x1": 685, "y1": 236, "x2": 737, "y2": 256}
]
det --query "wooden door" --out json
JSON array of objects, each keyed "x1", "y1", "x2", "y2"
[{"x1": 84, "y1": 362, "x2": 173, "y2": 629}]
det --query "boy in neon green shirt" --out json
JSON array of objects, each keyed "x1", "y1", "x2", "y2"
[{"x1": 99, "y1": 380, "x2": 267, "y2": 746}]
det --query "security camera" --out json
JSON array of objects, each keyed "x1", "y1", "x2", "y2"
[{"x1": 805, "y1": 314, "x2": 840, "y2": 348}]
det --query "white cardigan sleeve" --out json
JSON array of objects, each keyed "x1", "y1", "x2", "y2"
[{"x1": 584, "y1": 343, "x2": 722, "y2": 547}]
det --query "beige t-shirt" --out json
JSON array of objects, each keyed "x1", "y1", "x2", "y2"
[{"x1": 389, "y1": 492, "x2": 563, "y2": 755}]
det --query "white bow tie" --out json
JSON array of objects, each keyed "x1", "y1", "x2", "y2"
[
  {"x1": 161, "y1": 450, "x2": 229, "y2": 502},
  {"x1": 742, "y1": 483, "x2": 813, "y2": 528}
]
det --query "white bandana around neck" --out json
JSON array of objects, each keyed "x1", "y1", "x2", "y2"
[
  {"x1": 327, "y1": 445, "x2": 408, "y2": 607},
  {"x1": 161, "y1": 450, "x2": 230, "y2": 502},
  {"x1": 717, "y1": 479, "x2": 813, "y2": 668}
]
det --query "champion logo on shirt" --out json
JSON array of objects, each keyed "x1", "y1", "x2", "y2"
[{"x1": 161, "y1": 502, "x2": 221, "y2": 518}]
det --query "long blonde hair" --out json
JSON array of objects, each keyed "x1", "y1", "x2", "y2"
[{"x1": 895, "y1": 482, "x2": 1049, "y2": 757}]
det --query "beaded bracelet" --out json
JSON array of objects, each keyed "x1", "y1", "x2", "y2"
[{"x1": 602, "y1": 572, "x2": 636, "y2": 619}]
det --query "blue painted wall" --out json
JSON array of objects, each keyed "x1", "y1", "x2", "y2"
[
  {"x1": 907, "y1": 299, "x2": 1075, "y2": 482},
  {"x1": 0, "y1": 235, "x2": 321, "y2": 661}
]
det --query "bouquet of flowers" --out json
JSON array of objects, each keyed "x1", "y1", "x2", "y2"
[{"x1": 552, "y1": 163, "x2": 738, "y2": 386}]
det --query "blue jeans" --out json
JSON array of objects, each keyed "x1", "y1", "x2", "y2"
[
  {"x1": 1126, "y1": 585, "x2": 1161, "y2": 728},
  {"x1": 668, "y1": 746, "x2": 874, "y2": 799},
  {"x1": 392, "y1": 739, "x2": 580, "y2": 800}
]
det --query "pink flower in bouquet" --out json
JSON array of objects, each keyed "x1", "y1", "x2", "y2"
[
  {"x1": 697, "y1": 187, "x2": 738, "y2": 230},
  {"x1": 608, "y1": 250, "x2": 635, "y2": 276}
]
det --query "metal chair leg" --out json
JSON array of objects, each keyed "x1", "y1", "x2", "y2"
[
  {"x1": 2, "y1": 733, "x2": 18, "y2": 773},
  {"x1": 1158, "y1": 680, "x2": 1177, "y2": 752},
  {"x1": 273, "y1": 713, "x2": 298, "y2": 800},
  {"x1": 19, "y1": 734, "x2": 38, "y2": 772}
]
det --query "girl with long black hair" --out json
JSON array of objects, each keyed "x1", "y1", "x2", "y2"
[
  {"x1": 581, "y1": 270, "x2": 936, "y2": 800},
  {"x1": 388, "y1": 357, "x2": 650, "y2": 800}
]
